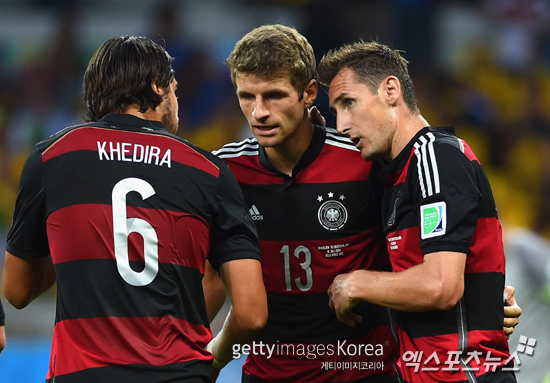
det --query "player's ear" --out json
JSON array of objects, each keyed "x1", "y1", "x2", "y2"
[
  {"x1": 383, "y1": 76, "x2": 400, "y2": 106},
  {"x1": 151, "y1": 81, "x2": 164, "y2": 96},
  {"x1": 303, "y1": 79, "x2": 318, "y2": 108}
]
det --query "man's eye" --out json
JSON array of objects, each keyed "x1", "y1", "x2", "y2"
[
  {"x1": 346, "y1": 99, "x2": 354, "y2": 106},
  {"x1": 266, "y1": 93, "x2": 284, "y2": 100}
]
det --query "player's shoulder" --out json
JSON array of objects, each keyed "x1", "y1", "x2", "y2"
[
  {"x1": 411, "y1": 127, "x2": 479, "y2": 172},
  {"x1": 414, "y1": 127, "x2": 462, "y2": 149},
  {"x1": 35, "y1": 121, "x2": 95, "y2": 152},
  {"x1": 324, "y1": 126, "x2": 359, "y2": 152},
  {"x1": 212, "y1": 137, "x2": 260, "y2": 159}
]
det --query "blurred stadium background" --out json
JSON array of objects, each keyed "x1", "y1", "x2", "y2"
[{"x1": 0, "y1": 0, "x2": 549, "y2": 381}]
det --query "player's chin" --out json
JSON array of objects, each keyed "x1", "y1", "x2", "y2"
[{"x1": 254, "y1": 135, "x2": 280, "y2": 148}]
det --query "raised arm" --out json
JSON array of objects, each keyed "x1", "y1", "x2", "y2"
[{"x1": 2, "y1": 251, "x2": 56, "y2": 309}]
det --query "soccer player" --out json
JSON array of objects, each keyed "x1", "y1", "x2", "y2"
[
  {"x1": 2, "y1": 35, "x2": 267, "y2": 383},
  {"x1": 205, "y1": 25, "x2": 522, "y2": 383},
  {"x1": 208, "y1": 24, "x2": 396, "y2": 383},
  {"x1": 320, "y1": 41, "x2": 516, "y2": 382}
]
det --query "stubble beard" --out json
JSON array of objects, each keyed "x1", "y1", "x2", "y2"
[{"x1": 162, "y1": 102, "x2": 179, "y2": 134}]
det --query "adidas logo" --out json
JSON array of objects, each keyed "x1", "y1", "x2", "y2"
[{"x1": 249, "y1": 205, "x2": 263, "y2": 221}]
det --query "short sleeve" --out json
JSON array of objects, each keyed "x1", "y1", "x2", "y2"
[
  {"x1": 6, "y1": 146, "x2": 50, "y2": 259},
  {"x1": 412, "y1": 142, "x2": 480, "y2": 255},
  {"x1": 208, "y1": 161, "x2": 261, "y2": 271}
]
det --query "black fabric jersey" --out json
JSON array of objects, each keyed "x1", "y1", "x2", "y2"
[
  {"x1": 214, "y1": 126, "x2": 397, "y2": 383},
  {"x1": 0, "y1": 298, "x2": 4, "y2": 326},
  {"x1": 379, "y1": 127, "x2": 514, "y2": 383},
  {"x1": 6, "y1": 114, "x2": 261, "y2": 383}
]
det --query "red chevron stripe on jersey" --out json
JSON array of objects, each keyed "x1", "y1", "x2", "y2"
[{"x1": 42, "y1": 127, "x2": 220, "y2": 177}]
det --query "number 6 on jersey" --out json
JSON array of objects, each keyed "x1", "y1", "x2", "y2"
[{"x1": 112, "y1": 177, "x2": 159, "y2": 286}]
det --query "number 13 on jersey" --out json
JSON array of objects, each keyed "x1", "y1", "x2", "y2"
[{"x1": 281, "y1": 245, "x2": 313, "y2": 292}]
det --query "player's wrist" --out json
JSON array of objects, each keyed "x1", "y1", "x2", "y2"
[
  {"x1": 206, "y1": 337, "x2": 230, "y2": 370},
  {"x1": 347, "y1": 270, "x2": 367, "y2": 303}
]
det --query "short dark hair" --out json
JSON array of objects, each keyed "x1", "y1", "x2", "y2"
[
  {"x1": 226, "y1": 24, "x2": 316, "y2": 101},
  {"x1": 318, "y1": 40, "x2": 419, "y2": 115},
  {"x1": 83, "y1": 35, "x2": 175, "y2": 122}
]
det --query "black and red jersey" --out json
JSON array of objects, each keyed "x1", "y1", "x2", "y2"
[
  {"x1": 214, "y1": 125, "x2": 397, "y2": 382},
  {"x1": 379, "y1": 126, "x2": 514, "y2": 383},
  {"x1": 6, "y1": 113, "x2": 260, "y2": 383}
]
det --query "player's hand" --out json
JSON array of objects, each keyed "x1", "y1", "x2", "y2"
[
  {"x1": 308, "y1": 106, "x2": 326, "y2": 127},
  {"x1": 328, "y1": 272, "x2": 362, "y2": 327},
  {"x1": 503, "y1": 285, "x2": 521, "y2": 339}
]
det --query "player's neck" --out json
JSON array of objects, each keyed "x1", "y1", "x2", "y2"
[
  {"x1": 390, "y1": 112, "x2": 430, "y2": 161},
  {"x1": 122, "y1": 105, "x2": 162, "y2": 122},
  {"x1": 264, "y1": 120, "x2": 315, "y2": 176}
]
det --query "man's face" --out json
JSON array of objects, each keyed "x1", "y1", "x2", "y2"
[
  {"x1": 161, "y1": 79, "x2": 179, "y2": 134},
  {"x1": 236, "y1": 73, "x2": 312, "y2": 149},
  {"x1": 328, "y1": 68, "x2": 395, "y2": 162}
]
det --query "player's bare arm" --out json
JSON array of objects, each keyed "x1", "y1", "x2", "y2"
[
  {"x1": 203, "y1": 260, "x2": 227, "y2": 323},
  {"x1": 328, "y1": 251, "x2": 466, "y2": 326},
  {"x1": 207, "y1": 258, "x2": 267, "y2": 371},
  {"x1": 0, "y1": 326, "x2": 5, "y2": 354},
  {"x1": 3, "y1": 251, "x2": 56, "y2": 309}
]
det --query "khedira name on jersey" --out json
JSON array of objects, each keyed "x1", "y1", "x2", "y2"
[{"x1": 97, "y1": 141, "x2": 171, "y2": 168}]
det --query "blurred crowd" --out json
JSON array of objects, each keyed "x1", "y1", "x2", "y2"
[
  {"x1": 0, "y1": 0, "x2": 549, "y2": 243},
  {"x1": 0, "y1": 0, "x2": 549, "y2": 315},
  {"x1": 0, "y1": 0, "x2": 550, "y2": 381}
]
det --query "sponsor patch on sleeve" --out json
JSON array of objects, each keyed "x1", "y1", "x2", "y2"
[{"x1": 420, "y1": 201, "x2": 447, "y2": 239}]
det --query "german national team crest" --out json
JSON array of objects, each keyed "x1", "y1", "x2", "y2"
[{"x1": 317, "y1": 192, "x2": 348, "y2": 231}]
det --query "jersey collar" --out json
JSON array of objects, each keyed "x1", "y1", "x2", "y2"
[
  {"x1": 258, "y1": 124, "x2": 326, "y2": 178},
  {"x1": 379, "y1": 126, "x2": 455, "y2": 187},
  {"x1": 99, "y1": 113, "x2": 169, "y2": 133}
]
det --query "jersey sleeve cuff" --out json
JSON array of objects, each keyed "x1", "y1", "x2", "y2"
[
  {"x1": 209, "y1": 250, "x2": 261, "y2": 273},
  {"x1": 5, "y1": 243, "x2": 50, "y2": 260}
]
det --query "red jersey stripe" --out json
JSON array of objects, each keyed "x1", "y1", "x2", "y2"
[
  {"x1": 47, "y1": 316, "x2": 213, "y2": 378},
  {"x1": 42, "y1": 127, "x2": 220, "y2": 177},
  {"x1": 260, "y1": 228, "x2": 384, "y2": 294},
  {"x1": 47, "y1": 203, "x2": 210, "y2": 273},
  {"x1": 466, "y1": 217, "x2": 506, "y2": 274}
]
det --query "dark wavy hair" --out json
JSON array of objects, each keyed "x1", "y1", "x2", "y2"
[{"x1": 83, "y1": 35, "x2": 174, "y2": 122}]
